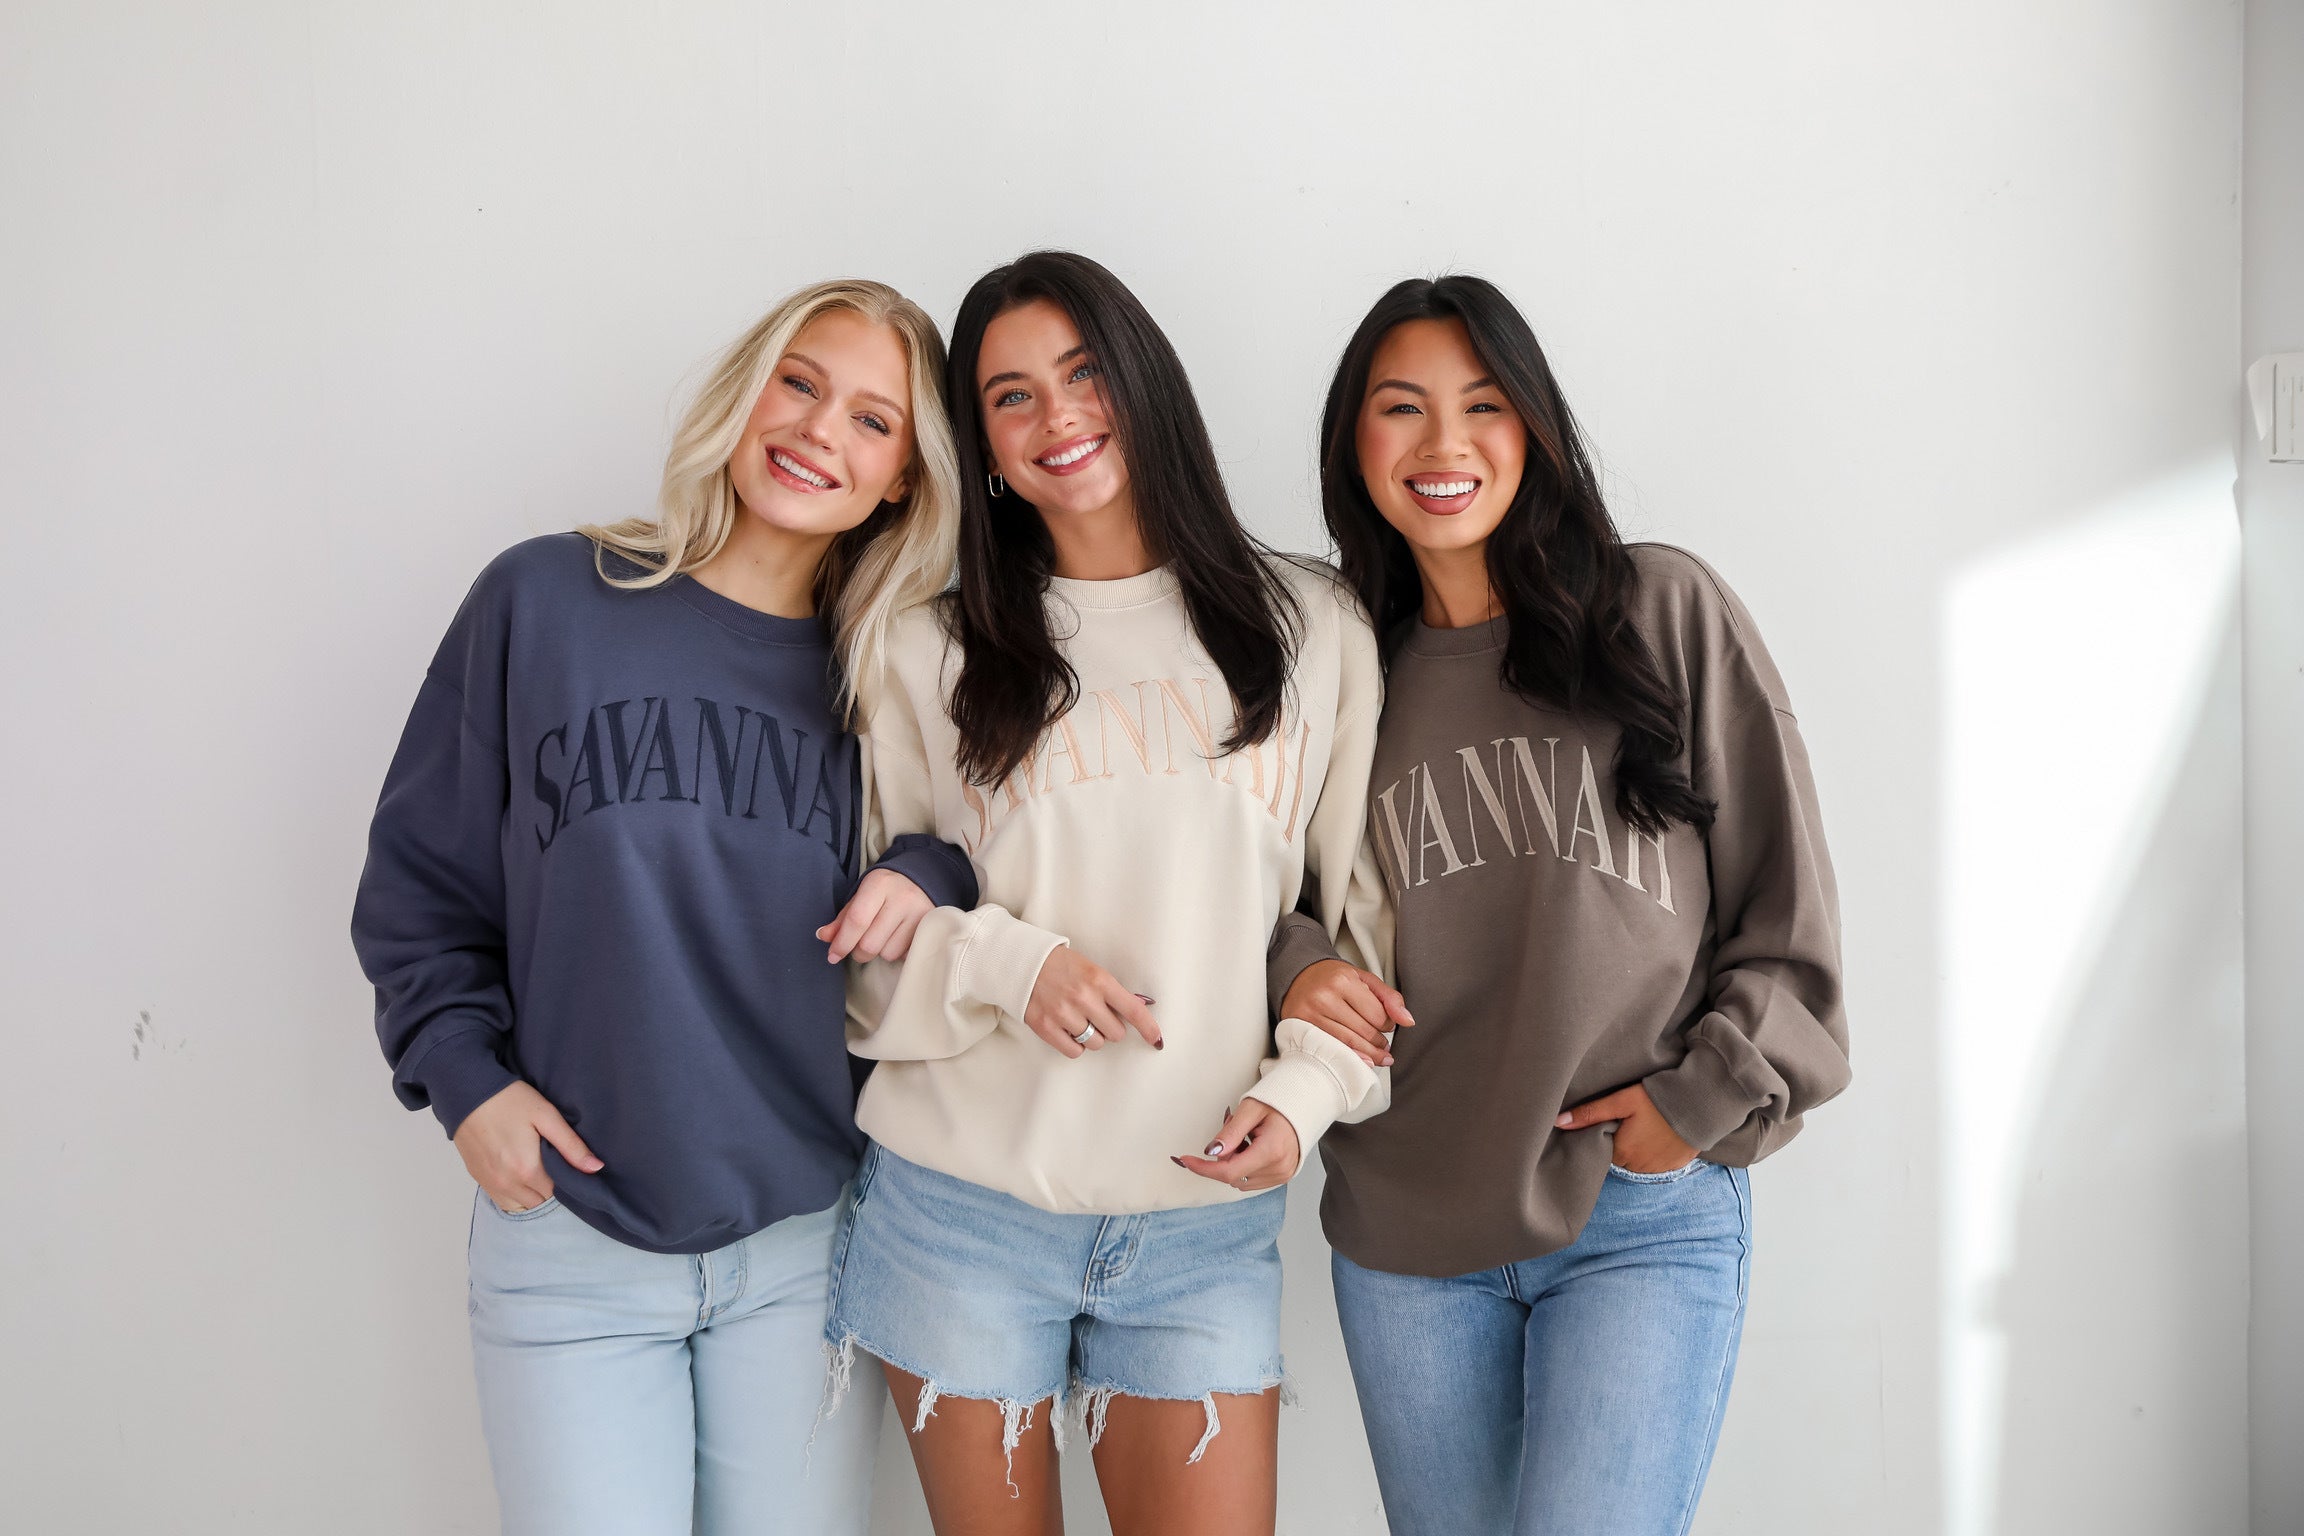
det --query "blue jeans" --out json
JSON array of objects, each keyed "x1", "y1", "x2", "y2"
[
  {"x1": 466, "y1": 1188, "x2": 879, "y2": 1536},
  {"x1": 1331, "y1": 1161, "x2": 1752, "y2": 1536}
]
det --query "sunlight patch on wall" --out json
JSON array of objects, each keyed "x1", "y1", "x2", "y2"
[{"x1": 1939, "y1": 454, "x2": 2238, "y2": 1536}]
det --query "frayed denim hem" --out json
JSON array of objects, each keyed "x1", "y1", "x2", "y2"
[
  {"x1": 1063, "y1": 1359, "x2": 1292, "y2": 1466},
  {"x1": 817, "y1": 1334, "x2": 1291, "y2": 1486},
  {"x1": 819, "y1": 1331, "x2": 1065, "y2": 1495}
]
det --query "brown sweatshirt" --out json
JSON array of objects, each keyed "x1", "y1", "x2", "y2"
[{"x1": 1270, "y1": 545, "x2": 1849, "y2": 1277}]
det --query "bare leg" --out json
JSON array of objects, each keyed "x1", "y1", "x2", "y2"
[
  {"x1": 882, "y1": 1363, "x2": 1064, "y2": 1536},
  {"x1": 1091, "y1": 1388, "x2": 1279, "y2": 1536}
]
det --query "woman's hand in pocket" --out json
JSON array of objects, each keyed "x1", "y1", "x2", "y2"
[
  {"x1": 817, "y1": 868, "x2": 934, "y2": 964},
  {"x1": 453, "y1": 1081, "x2": 603, "y2": 1213},
  {"x1": 1281, "y1": 959, "x2": 1412, "y2": 1067},
  {"x1": 1555, "y1": 1083, "x2": 1698, "y2": 1174}
]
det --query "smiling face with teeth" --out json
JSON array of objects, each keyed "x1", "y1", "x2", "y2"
[
  {"x1": 725, "y1": 309, "x2": 916, "y2": 545},
  {"x1": 976, "y1": 298, "x2": 1135, "y2": 533},
  {"x1": 1355, "y1": 317, "x2": 1527, "y2": 562}
]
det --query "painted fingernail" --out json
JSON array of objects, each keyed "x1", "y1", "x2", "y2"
[
  {"x1": 1135, "y1": 993, "x2": 1157, "y2": 1006},
  {"x1": 1555, "y1": 1113, "x2": 1575, "y2": 1128},
  {"x1": 1171, "y1": 1156, "x2": 1188, "y2": 1167},
  {"x1": 1205, "y1": 1141, "x2": 1225, "y2": 1158}
]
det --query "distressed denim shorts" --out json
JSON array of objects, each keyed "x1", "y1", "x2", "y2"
[{"x1": 822, "y1": 1141, "x2": 1287, "y2": 1463}]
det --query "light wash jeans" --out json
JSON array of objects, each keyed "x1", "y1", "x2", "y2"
[
  {"x1": 1331, "y1": 1160, "x2": 1752, "y2": 1536},
  {"x1": 466, "y1": 1188, "x2": 879, "y2": 1536}
]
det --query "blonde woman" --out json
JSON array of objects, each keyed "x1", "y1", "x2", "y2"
[{"x1": 351, "y1": 280, "x2": 969, "y2": 1536}]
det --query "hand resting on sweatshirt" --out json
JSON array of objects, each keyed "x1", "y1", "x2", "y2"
[
  {"x1": 1173, "y1": 1098, "x2": 1301, "y2": 1192},
  {"x1": 1284, "y1": 959, "x2": 1414, "y2": 1067},
  {"x1": 1022, "y1": 944, "x2": 1164, "y2": 1059},
  {"x1": 817, "y1": 868, "x2": 937, "y2": 965}
]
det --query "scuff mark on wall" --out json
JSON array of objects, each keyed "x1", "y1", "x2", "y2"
[{"x1": 130, "y1": 1009, "x2": 185, "y2": 1060}]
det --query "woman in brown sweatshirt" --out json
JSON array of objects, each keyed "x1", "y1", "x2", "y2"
[{"x1": 1271, "y1": 276, "x2": 1850, "y2": 1535}]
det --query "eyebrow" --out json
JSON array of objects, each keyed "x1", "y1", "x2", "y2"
[
  {"x1": 981, "y1": 345, "x2": 1090, "y2": 398},
  {"x1": 1370, "y1": 376, "x2": 1499, "y2": 396},
  {"x1": 785, "y1": 353, "x2": 907, "y2": 418}
]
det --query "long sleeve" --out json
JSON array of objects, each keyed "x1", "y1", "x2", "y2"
[
  {"x1": 871, "y1": 831, "x2": 978, "y2": 913},
  {"x1": 1641, "y1": 627, "x2": 1850, "y2": 1161},
  {"x1": 1266, "y1": 909, "x2": 1341, "y2": 1018},
  {"x1": 844, "y1": 689, "x2": 1063, "y2": 1063},
  {"x1": 1243, "y1": 609, "x2": 1392, "y2": 1150},
  {"x1": 349, "y1": 669, "x2": 520, "y2": 1137}
]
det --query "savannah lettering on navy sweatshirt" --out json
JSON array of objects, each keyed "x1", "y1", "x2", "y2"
[{"x1": 351, "y1": 534, "x2": 976, "y2": 1254}]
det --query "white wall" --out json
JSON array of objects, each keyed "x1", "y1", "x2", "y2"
[
  {"x1": 0, "y1": 3, "x2": 2250, "y2": 1532},
  {"x1": 2242, "y1": 1, "x2": 2304, "y2": 1531}
]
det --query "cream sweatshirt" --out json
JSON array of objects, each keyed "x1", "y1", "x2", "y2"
[{"x1": 845, "y1": 560, "x2": 1389, "y2": 1215}]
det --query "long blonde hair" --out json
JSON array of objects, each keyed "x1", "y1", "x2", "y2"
[{"x1": 580, "y1": 279, "x2": 960, "y2": 715}]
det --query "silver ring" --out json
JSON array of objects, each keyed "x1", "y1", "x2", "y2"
[{"x1": 1073, "y1": 1024, "x2": 1098, "y2": 1046}]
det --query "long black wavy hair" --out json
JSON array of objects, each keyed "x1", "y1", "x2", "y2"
[
  {"x1": 1319, "y1": 275, "x2": 1713, "y2": 837},
  {"x1": 943, "y1": 251, "x2": 1300, "y2": 788}
]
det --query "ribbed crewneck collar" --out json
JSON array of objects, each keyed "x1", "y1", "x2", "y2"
[
  {"x1": 1401, "y1": 613, "x2": 1509, "y2": 658},
  {"x1": 1045, "y1": 566, "x2": 1178, "y2": 611}
]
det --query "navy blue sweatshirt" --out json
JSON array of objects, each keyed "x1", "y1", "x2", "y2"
[{"x1": 351, "y1": 534, "x2": 976, "y2": 1254}]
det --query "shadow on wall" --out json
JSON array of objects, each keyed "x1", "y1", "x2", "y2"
[{"x1": 1939, "y1": 456, "x2": 2249, "y2": 1536}]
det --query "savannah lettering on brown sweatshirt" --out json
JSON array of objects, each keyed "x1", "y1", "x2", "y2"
[{"x1": 1270, "y1": 545, "x2": 1849, "y2": 1277}]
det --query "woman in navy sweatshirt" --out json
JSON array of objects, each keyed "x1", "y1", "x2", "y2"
[{"x1": 349, "y1": 279, "x2": 974, "y2": 1536}]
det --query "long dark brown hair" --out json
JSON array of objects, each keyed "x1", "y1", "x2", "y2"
[
  {"x1": 1319, "y1": 275, "x2": 1713, "y2": 836},
  {"x1": 944, "y1": 251, "x2": 1300, "y2": 787}
]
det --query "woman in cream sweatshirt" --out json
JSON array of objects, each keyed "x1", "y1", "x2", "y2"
[{"x1": 817, "y1": 251, "x2": 1385, "y2": 1535}]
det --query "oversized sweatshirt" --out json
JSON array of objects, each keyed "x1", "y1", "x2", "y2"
[
  {"x1": 350, "y1": 533, "x2": 977, "y2": 1255},
  {"x1": 1271, "y1": 545, "x2": 1849, "y2": 1278},
  {"x1": 845, "y1": 561, "x2": 1389, "y2": 1215}
]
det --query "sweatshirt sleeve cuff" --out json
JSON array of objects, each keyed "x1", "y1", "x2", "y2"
[
  {"x1": 870, "y1": 832, "x2": 979, "y2": 913},
  {"x1": 1245, "y1": 1017, "x2": 1387, "y2": 1166},
  {"x1": 403, "y1": 1028, "x2": 519, "y2": 1139},
  {"x1": 1266, "y1": 911, "x2": 1343, "y2": 1018},
  {"x1": 954, "y1": 907, "x2": 1069, "y2": 1023},
  {"x1": 1642, "y1": 1033, "x2": 1766, "y2": 1153}
]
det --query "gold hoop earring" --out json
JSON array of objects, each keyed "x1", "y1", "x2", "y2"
[{"x1": 987, "y1": 470, "x2": 1007, "y2": 498}]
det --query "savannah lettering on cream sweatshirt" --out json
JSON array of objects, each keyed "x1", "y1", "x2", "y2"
[{"x1": 845, "y1": 560, "x2": 1389, "y2": 1215}]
